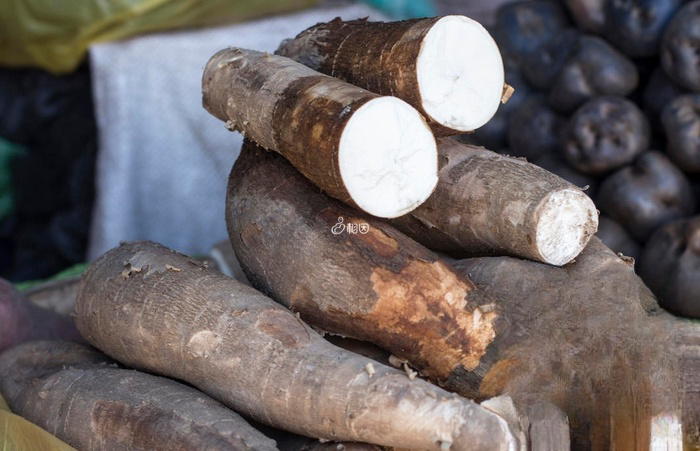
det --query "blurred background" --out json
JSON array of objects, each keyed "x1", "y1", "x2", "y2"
[
  {"x1": 0, "y1": 0, "x2": 510, "y2": 283},
  {"x1": 0, "y1": 0, "x2": 698, "y2": 317}
]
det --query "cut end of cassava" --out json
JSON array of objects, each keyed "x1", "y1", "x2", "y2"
[
  {"x1": 417, "y1": 15, "x2": 505, "y2": 132},
  {"x1": 535, "y1": 189, "x2": 599, "y2": 266},
  {"x1": 339, "y1": 97, "x2": 438, "y2": 218}
]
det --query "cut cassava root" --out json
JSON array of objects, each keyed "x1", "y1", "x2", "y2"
[
  {"x1": 391, "y1": 139, "x2": 598, "y2": 266},
  {"x1": 202, "y1": 47, "x2": 437, "y2": 218},
  {"x1": 0, "y1": 341, "x2": 277, "y2": 451},
  {"x1": 75, "y1": 241, "x2": 520, "y2": 451},
  {"x1": 276, "y1": 16, "x2": 505, "y2": 135},
  {"x1": 227, "y1": 141, "x2": 497, "y2": 392}
]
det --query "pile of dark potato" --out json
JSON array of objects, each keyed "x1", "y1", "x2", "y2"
[{"x1": 463, "y1": 0, "x2": 700, "y2": 318}]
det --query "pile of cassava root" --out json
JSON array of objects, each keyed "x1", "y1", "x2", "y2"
[{"x1": 1, "y1": 12, "x2": 700, "y2": 451}]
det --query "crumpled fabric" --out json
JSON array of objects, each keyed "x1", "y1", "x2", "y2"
[
  {"x1": 0, "y1": 65, "x2": 96, "y2": 281},
  {"x1": 0, "y1": 393, "x2": 77, "y2": 451},
  {"x1": 88, "y1": 3, "x2": 386, "y2": 260},
  {"x1": 0, "y1": 0, "x2": 318, "y2": 74}
]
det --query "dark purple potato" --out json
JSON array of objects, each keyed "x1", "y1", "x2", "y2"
[
  {"x1": 0, "y1": 278, "x2": 84, "y2": 353},
  {"x1": 563, "y1": 0, "x2": 606, "y2": 33},
  {"x1": 465, "y1": 64, "x2": 532, "y2": 151},
  {"x1": 595, "y1": 215, "x2": 641, "y2": 260},
  {"x1": 563, "y1": 96, "x2": 650, "y2": 174},
  {"x1": 493, "y1": 1, "x2": 571, "y2": 65},
  {"x1": 661, "y1": 0, "x2": 700, "y2": 92},
  {"x1": 597, "y1": 151, "x2": 696, "y2": 241},
  {"x1": 643, "y1": 68, "x2": 686, "y2": 132},
  {"x1": 507, "y1": 95, "x2": 566, "y2": 160},
  {"x1": 691, "y1": 174, "x2": 700, "y2": 211},
  {"x1": 533, "y1": 153, "x2": 600, "y2": 196},
  {"x1": 661, "y1": 94, "x2": 700, "y2": 172},
  {"x1": 603, "y1": 0, "x2": 684, "y2": 58},
  {"x1": 638, "y1": 216, "x2": 700, "y2": 318},
  {"x1": 522, "y1": 28, "x2": 581, "y2": 90},
  {"x1": 549, "y1": 36, "x2": 638, "y2": 113}
]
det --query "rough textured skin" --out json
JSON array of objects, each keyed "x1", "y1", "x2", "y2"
[
  {"x1": 390, "y1": 139, "x2": 597, "y2": 265},
  {"x1": 0, "y1": 279, "x2": 84, "y2": 354},
  {"x1": 226, "y1": 141, "x2": 497, "y2": 391},
  {"x1": 202, "y1": 48, "x2": 382, "y2": 211},
  {"x1": 452, "y1": 238, "x2": 698, "y2": 450},
  {"x1": 676, "y1": 322, "x2": 700, "y2": 450},
  {"x1": 0, "y1": 341, "x2": 276, "y2": 451},
  {"x1": 75, "y1": 241, "x2": 517, "y2": 450},
  {"x1": 276, "y1": 17, "x2": 460, "y2": 136}
]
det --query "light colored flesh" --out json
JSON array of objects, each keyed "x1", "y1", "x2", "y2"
[
  {"x1": 536, "y1": 189, "x2": 599, "y2": 266},
  {"x1": 416, "y1": 15, "x2": 505, "y2": 132},
  {"x1": 649, "y1": 413, "x2": 683, "y2": 451},
  {"x1": 338, "y1": 96, "x2": 438, "y2": 218}
]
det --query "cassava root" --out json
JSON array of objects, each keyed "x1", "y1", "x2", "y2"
[
  {"x1": 390, "y1": 139, "x2": 599, "y2": 266},
  {"x1": 202, "y1": 47, "x2": 437, "y2": 218},
  {"x1": 226, "y1": 140, "x2": 498, "y2": 394},
  {"x1": 75, "y1": 240, "x2": 519, "y2": 451},
  {"x1": 276, "y1": 16, "x2": 505, "y2": 135}
]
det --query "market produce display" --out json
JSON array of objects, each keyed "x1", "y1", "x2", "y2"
[
  {"x1": 466, "y1": 0, "x2": 700, "y2": 318},
  {"x1": 1, "y1": 3, "x2": 700, "y2": 450},
  {"x1": 74, "y1": 241, "x2": 519, "y2": 451}
]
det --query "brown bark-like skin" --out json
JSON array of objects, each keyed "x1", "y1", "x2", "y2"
[
  {"x1": 390, "y1": 139, "x2": 596, "y2": 264},
  {"x1": 452, "y1": 238, "x2": 697, "y2": 450},
  {"x1": 227, "y1": 141, "x2": 498, "y2": 391},
  {"x1": 202, "y1": 47, "x2": 383, "y2": 211},
  {"x1": 0, "y1": 341, "x2": 276, "y2": 451},
  {"x1": 75, "y1": 241, "x2": 516, "y2": 450},
  {"x1": 276, "y1": 17, "x2": 460, "y2": 136}
]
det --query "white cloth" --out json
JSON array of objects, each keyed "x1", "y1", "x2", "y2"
[{"x1": 88, "y1": 3, "x2": 385, "y2": 259}]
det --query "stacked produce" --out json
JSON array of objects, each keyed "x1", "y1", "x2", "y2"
[
  {"x1": 464, "y1": 0, "x2": 700, "y2": 317},
  {"x1": 1, "y1": 7, "x2": 700, "y2": 451}
]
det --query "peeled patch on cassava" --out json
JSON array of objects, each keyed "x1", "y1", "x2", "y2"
[
  {"x1": 390, "y1": 139, "x2": 598, "y2": 266},
  {"x1": 226, "y1": 140, "x2": 497, "y2": 388},
  {"x1": 276, "y1": 16, "x2": 505, "y2": 135},
  {"x1": 202, "y1": 47, "x2": 437, "y2": 218}
]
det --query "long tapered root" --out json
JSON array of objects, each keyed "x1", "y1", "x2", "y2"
[
  {"x1": 202, "y1": 47, "x2": 437, "y2": 218},
  {"x1": 74, "y1": 241, "x2": 519, "y2": 450},
  {"x1": 390, "y1": 139, "x2": 598, "y2": 266}
]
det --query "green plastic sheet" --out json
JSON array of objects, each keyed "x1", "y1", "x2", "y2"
[
  {"x1": 0, "y1": 138, "x2": 25, "y2": 222},
  {"x1": 0, "y1": 0, "x2": 318, "y2": 73}
]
